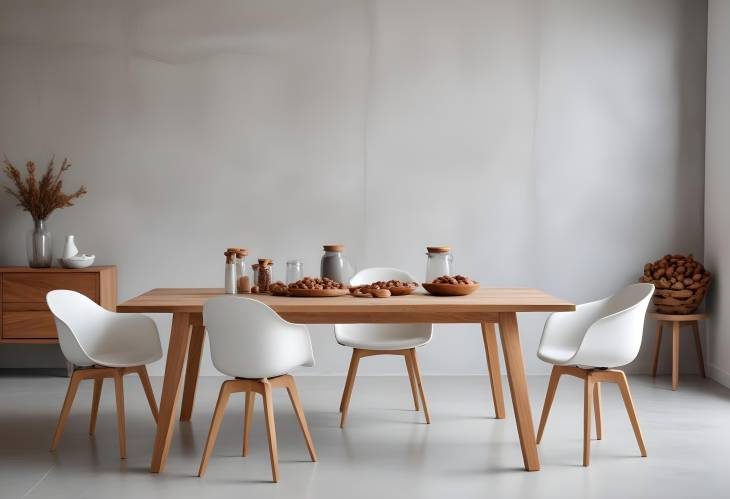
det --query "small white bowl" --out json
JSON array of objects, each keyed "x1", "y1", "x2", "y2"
[{"x1": 59, "y1": 254, "x2": 95, "y2": 269}]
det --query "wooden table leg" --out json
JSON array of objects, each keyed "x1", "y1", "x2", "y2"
[
  {"x1": 180, "y1": 324, "x2": 205, "y2": 421},
  {"x1": 150, "y1": 312, "x2": 191, "y2": 473},
  {"x1": 672, "y1": 321, "x2": 680, "y2": 391},
  {"x1": 498, "y1": 312, "x2": 540, "y2": 471},
  {"x1": 481, "y1": 322, "x2": 505, "y2": 419}
]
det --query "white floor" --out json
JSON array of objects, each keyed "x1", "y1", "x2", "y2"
[{"x1": 0, "y1": 374, "x2": 728, "y2": 499}]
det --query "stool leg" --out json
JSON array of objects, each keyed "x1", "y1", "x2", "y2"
[
  {"x1": 691, "y1": 321, "x2": 706, "y2": 378},
  {"x1": 672, "y1": 322, "x2": 680, "y2": 391},
  {"x1": 651, "y1": 322, "x2": 663, "y2": 377}
]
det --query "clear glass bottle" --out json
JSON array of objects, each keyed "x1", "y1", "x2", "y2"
[
  {"x1": 27, "y1": 218, "x2": 52, "y2": 268},
  {"x1": 286, "y1": 260, "x2": 303, "y2": 284},
  {"x1": 320, "y1": 244, "x2": 353, "y2": 284},
  {"x1": 425, "y1": 246, "x2": 453, "y2": 282},
  {"x1": 234, "y1": 249, "x2": 249, "y2": 293},
  {"x1": 224, "y1": 250, "x2": 236, "y2": 294}
]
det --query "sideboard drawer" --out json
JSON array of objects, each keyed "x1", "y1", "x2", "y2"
[
  {"x1": 2, "y1": 273, "x2": 97, "y2": 303},
  {"x1": 2, "y1": 311, "x2": 58, "y2": 339}
]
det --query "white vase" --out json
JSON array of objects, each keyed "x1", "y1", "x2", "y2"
[{"x1": 62, "y1": 235, "x2": 79, "y2": 259}]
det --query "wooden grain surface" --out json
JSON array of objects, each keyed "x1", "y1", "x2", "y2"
[{"x1": 118, "y1": 288, "x2": 574, "y2": 323}]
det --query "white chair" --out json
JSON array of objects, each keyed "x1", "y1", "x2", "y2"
[
  {"x1": 535, "y1": 283, "x2": 654, "y2": 466},
  {"x1": 198, "y1": 296, "x2": 316, "y2": 483},
  {"x1": 336, "y1": 267, "x2": 432, "y2": 426},
  {"x1": 46, "y1": 290, "x2": 162, "y2": 459}
]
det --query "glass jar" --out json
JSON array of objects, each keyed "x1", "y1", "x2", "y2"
[
  {"x1": 27, "y1": 218, "x2": 53, "y2": 268},
  {"x1": 234, "y1": 249, "x2": 249, "y2": 293},
  {"x1": 286, "y1": 260, "x2": 303, "y2": 284},
  {"x1": 425, "y1": 246, "x2": 453, "y2": 282},
  {"x1": 320, "y1": 244, "x2": 353, "y2": 284},
  {"x1": 257, "y1": 258, "x2": 273, "y2": 291}
]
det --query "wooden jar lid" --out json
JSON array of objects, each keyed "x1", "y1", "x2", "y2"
[
  {"x1": 323, "y1": 244, "x2": 345, "y2": 252},
  {"x1": 258, "y1": 258, "x2": 273, "y2": 266},
  {"x1": 227, "y1": 247, "x2": 248, "y2": 256},
  {"x1": 427, "y1": 246, "x2": 451, "y2": 253}
]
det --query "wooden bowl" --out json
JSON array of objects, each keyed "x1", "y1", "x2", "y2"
[
  {"x1": 287, "y1": 288, "x2": 349, "y2": 297},
  {"x1": 422, "y1": 282, "x2": 480, "y2": 296},
  {"x1": 386, "y1": 286, "x2": 417, "y2": 296}
]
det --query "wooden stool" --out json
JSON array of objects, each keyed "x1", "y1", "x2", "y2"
[{"x1": 648, "y1": 312, "x2": 706, "y2": 390}]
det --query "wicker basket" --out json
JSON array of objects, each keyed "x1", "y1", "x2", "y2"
[{"x1": 639, "y1": 254, "x2": 711, "y2": 314}]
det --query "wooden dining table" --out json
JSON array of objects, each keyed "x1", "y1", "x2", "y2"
[{"x1": 117, "y1": 287, "x2": 574, "y2": 473}]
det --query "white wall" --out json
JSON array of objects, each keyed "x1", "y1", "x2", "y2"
[
  {"x1": 705, "y1": 0, "x2": 730, "y2": 388},
  {"x1": 0, "y1": 0, "x2": 707, "y2": 376}
]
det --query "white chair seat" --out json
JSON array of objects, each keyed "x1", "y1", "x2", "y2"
[
  {"x1": 336, "y1": 323, "x2": 432, "y2": 350},
  {"x1": 536, "y1": 345, "x2": 578, "y2": 365}
]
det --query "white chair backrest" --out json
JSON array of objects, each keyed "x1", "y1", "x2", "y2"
[
  {"x1": 350, "y1": 267, "x2": 416, "y2": 286},
  {"x1": 337, "y1": 267, "x2": 432, "y2": 345},
  {"x1": 203, "y1": 296, "x2": 314, "y2": 379},
  {"x1": 540, "y1": 283, "x2": 654, "y2": 368},
  {"x1": 46, "y1": 290, "x2": 119, "y2": 366}
]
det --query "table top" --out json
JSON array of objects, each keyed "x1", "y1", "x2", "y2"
[{"x1": 118, "y1": 288, "x2": 575, "y2": 324}]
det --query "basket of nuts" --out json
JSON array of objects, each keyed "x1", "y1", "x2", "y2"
[
  {"x1": 422, "y1": 275, "x2": 480, "y2": 296},
  {"x1": 287, "y1": 277, "x2": 348, "y2": 297},
  {"x1": 639, "y1": 254, "x2": 711, "y2": 314}
]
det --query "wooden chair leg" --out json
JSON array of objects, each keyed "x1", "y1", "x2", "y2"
[
  {"x1": 408, "y1": 349, "x2": 430, "y2": 424},
  {"x1": 136, "y1": 366, "x2": 159, "y2": 422},
  {"x1": 691, "y1": 321, "x2": 706, "y2": 378},
  {"x1": 113, "y1": 370, "x2": 127, "y2": 459},
  {"x1": 284, "y1": 376, "x2": 317, "y2": 462},
  {"x1": 51, "y1": 370, "x2": 83, "y2": 450},
  {"x1": 89, "y1": 376, "x2": 103, "y2": 435},
  {"x1": 340, "y1": 350, "x2": 361, "y2": 428},
  {"x1": 651, "y1": 322, "x2": 663, "y2": 377},
  {"x1": 242, "y1": 391, "x2": 254, "y2": 457},
  {"x1": 536, "y1": 366, "x2": 562, "y2": 444},
  {"x1": 261, "y1": 379, "x2": 280, "y2": 483},
  {"x1": 672, "y1": 322, "x2": 680, "y2": 390},
  {"x1": 593, "y1": 382, "x2": 602, "y2": 440},
  {"x1": 615, "y1": 372, "x2": 647, "y2": 457},
  {"x1": 404, "y1": 352, "x2": 420, "y2": 411},
  {"x1": 583, "y1": 373, "x2": 594, "y2": 467},
  {"x1": 198, "y1": 381, "x2": 235, "y2": 477}
]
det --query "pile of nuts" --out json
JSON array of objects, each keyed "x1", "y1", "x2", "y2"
[
  {"x1": 268, "y1": 281, "x2": 289, "y2": 296},
  {"x1": 639, "y1": 254, "x2": 711, "y2": 314},
  {"x1": 288, "y1": 277, "x2": 346, "y2": 290},
  {"x1": 432, "y1": 275, "x2": 477, "y2": 285},
  {"x1": 352, "y1": 280, "x2": 418, "y2": 291}
]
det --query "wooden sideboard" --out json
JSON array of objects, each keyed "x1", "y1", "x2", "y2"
[{"x1": 0, "y1": 266, "x2": 117, "y2": 344}]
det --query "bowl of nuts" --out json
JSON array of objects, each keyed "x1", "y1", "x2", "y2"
[
  {"x1": 287, "y1": 277, "x2": 349, "y2": 297},
  {"x1": 349, "y1": 280, "x2": 419, "y2": 297},
  {"x1": 422, "y1": 275, "x2": 480, "y2": 296}
]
